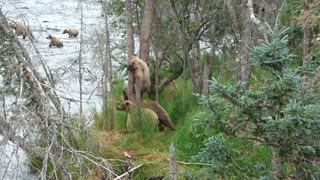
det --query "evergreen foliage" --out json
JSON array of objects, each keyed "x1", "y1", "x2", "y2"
[{"x1": 193, "y1": 27, "x2": 320, "y2": 178}]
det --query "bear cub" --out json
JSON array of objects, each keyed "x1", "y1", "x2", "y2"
[
  {"x1": 46, "y1": 35, "x2": 63, "y2": 48},
  {"x1": 128, "y1": 56, "x2": 151, "y2": 96},
  {"x1": 116, "y1": 100, "x2": 159, "y2": 132},
  {"x1": 62, "y1": 28, "x2": 79, "y2": 38},
  {"x1": 122, "y1": 90, "x2": 176, "y2": 131}
]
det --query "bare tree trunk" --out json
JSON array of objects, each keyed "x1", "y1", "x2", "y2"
[
  {"x1": 226, "y1": 0, "x2": 252, "y2": 89},
  {"x1": 139, "y1": 0, "x2": 155, "y2": 63},
  {"x1": 190, "y1": 41, "x2": 202, "y2": 93},
  {"x1": 78, "y1": 0, "x2": 84, "y2": 115},
  {"x1": 303, "y1": 0, "x2": 313, "y2": 67},
  {"x1": 102, "y1": 0, "x2": 114, "y2": 129},
  {"x1": 154, "y1": 48, "x2": 160, "y2": 102},
  {"x1": 202, "y1": 51, "x2": 213, "y2": 95},
  {"x1": 125, "y1": 0, "x2": 136, "y2": 103}
]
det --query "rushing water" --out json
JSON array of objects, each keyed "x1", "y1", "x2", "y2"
[{"x1": 0, "y1": 0, "x2": 117, "y2": 178}]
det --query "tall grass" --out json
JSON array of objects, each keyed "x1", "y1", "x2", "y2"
[
  {"x1": 93, "y1": 79, "x2": 128, "y2": 131},
  {"x1": 158, "y1": 78, "x2": 197, "y2": 126},
  {"x1": 130, "y1": 110, "x2": 158, "y2": 140}
]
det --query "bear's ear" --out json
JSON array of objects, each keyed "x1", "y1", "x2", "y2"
[{"x1": 125, "y1": 101, "x2": 130, "y2": 106}]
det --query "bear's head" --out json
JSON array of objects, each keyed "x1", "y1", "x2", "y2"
[
  {"x1": 128, "y1": 56, "x2": 138, "y2": 71},
  {"x1": 62, "y1": 29, "x2": 69, "y2": 34},
  {"x1": 9, "y1": 22, "x2": 17, "y2": 29},
  {"x1": 46, "y1": 35, "x2": 53, "y2": 39},
  {"x1": 116, "y1": 100, "x2": 135, "y2": 112}
]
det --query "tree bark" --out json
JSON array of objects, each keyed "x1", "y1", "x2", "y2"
[
  {"x1": 303, "y1": 0, "x2": 313, "y2": 67},
  {"x1": 139, "y1": 0, "x2": 155, "y2": 63},
  {"x1": 79, "y1": 0, "x2": 84, "y2": 117},
  {"x1": 125, "y1": 0, "x2": 136, "y2": 103},
  {"x1": 102, "y1": 0, "x2": 114, "y2": 129},
  {"x1": 202, "y1": 51, "x2": 213, "y2": 95},
  {"x1": 226, "y1": 0, "x2": 252, "y2": 89},
  {"x1": 190, "y1": 41, "x2": 202, "y2": 93}
]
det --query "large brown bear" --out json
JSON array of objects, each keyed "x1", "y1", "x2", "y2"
[
  {"x1": 116, "y1": 100, "x2": 159, "y2": 132},
  {"x1": 128, "y1": 56, "x2": 151, "y2": 97},
  {"x1": 62, "y1": 28, "x2": 79, "y2": 38},
  {"x1": 122, "y1": 90, "x2": 176, "y2": 131},
  {"x1": 143, "y1": 101, "x2": 176, "y2": 131},
  {"x1": 46, "y1": 35, "x2": 63, "y2": 48},
  {"x1": 9, "y1": 21, "x2": 34, "y2": 39}
]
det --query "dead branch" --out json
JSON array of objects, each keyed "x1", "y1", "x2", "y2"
[{"x1": 114, "y1": 163, "x2": 143, "y2": 180}]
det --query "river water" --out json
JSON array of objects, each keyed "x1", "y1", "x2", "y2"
[{"x1": 0, "y1": 0, "x2": 122, "y2": 178}]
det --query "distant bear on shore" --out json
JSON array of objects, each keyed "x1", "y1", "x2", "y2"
[
  {"x1": 9, "y1": 21, "x2": 34, "y2": 39},
  {"x1": 46, "y1": 35, "x2": 63, "y2": 48},
  {"x1": 62, "y1": 28, "x2": 79, "y2": 38},
  {"x1": 116, "y1": 100, "x2": 159, "y2": 132}
]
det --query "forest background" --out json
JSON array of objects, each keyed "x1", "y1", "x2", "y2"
[{"x1": 0, "y1": 0, "x2": 319, "y2": 179}]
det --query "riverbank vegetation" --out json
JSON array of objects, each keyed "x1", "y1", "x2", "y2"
[{"x1": 0, "y1": 0, "x2": 320, "y2": 179}]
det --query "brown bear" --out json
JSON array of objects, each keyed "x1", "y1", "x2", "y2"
[
  {"x1": 9, "y1": 21, "x2": 34, "y2": 39},
  {"x1": 122, "y1": 90, "x2": 176, "y2": 131},
  {"x1": 116, "y1": 100, "x2": 159, "y2": 132},
  {"x1": 62, "y1": 28, "x2": 79, "y2": 38},
  {"x1": 143, "y1": 101, "x2": 176, "y2": 131},
  {"x1": 46, "y1": 35, "x2": 63, "y2": 48},
  {"x1": 128, "y1": 56, "x2": 151, "y2": 98}
]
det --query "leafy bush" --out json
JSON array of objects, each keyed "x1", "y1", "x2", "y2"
[{"x1": 193, "y1": 27, "x2": 320, "y2": 178}]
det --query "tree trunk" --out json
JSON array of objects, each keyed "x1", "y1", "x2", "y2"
[
  {"x1": 303, "y1": 0, "x2": 313, "y2": 67},
  {"x1": 79, "y1": 0, "x2": 84, "y2": 117},
  {"x1": 226, "y1": 0, "x2": 252, "y2": 89},
  {"x1": 154, "y1": 47, "x2": 160, "y2": 102},
  {"x1": 202, "y1": 51, "x2": 213, "y2": 95},
  {"x1": 125, "y1": 0, "x2": 136, "y2": 103},
  {"x1": 134, "y1": 0, "x2": 155, "y2": 107},
  {"x1": 102, "y1": 0, "x2": 114, "y2": 129},
  {"x1": 189, "y1": 41, "x2": 202, "y2": 93},
  {"x1": 139, "y1": 0, "x2": 155, "y2": 63}
]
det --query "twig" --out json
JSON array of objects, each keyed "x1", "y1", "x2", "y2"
[
  {"x1": 114, "y1": 164, "x2": 143, "y2": 180},
  {"x1": 176, "y1": 161, "x2": 212, "y2": 166}
]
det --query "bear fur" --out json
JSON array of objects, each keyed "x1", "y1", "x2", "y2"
[
  {"x1": 128, "y1": 56, "x2": 151, "y2": 96},
  {"x1": 46, "y1": 35, "x2": 63, "y2": 48},
  {"x1": 116, "y1": 100, "x2": 159, "y2": 132},
  {"x1": 62, "y1": 28, "x2": 79, "y2": 38},
  {"x1": 122, "y1": 90, "x2": 176, "y2": 131},
  {"x1": 9, "y1": 21, "x2": 34, "y2": 39},
  {"x1": 142, "y1": 101, "x2": 176, "y2": 131}
]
